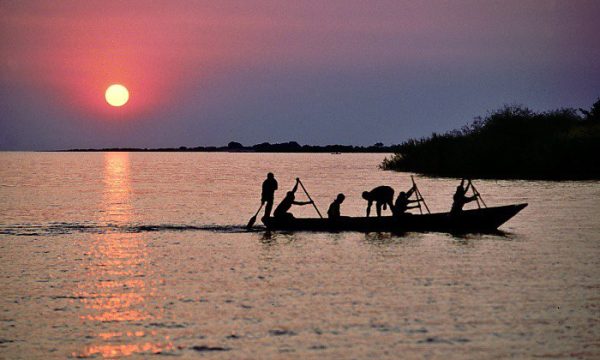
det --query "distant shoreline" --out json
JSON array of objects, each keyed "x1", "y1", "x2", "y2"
[{"x1": 59, "y1": 141, "x2": 399, "y2": 153}]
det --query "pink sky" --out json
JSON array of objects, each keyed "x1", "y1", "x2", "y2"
[{"x1": 1, "y1": 1, "x2": 599, "y2": 149}]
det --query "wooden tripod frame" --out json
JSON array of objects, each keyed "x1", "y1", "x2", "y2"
[{"x1": 411, "y1": 176, "x2": 431, "y2": 214}]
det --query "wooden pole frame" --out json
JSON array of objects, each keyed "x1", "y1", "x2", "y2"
[
  {"x1": 411, "y1": 176, "x2": 431, "y2": 214},
  {"x1": 297, "y1": 178, "x2": 324, "y2": 219}
]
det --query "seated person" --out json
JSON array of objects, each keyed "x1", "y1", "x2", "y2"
[
  {"x1": 362, "y1": 185, "x2": 394, "y2": 217},
  {"x1": 393, "y1": 186, "x2": 420, "y2": 215},
  {"x1": 327, "y1": 193, "x2": 345, "y2": 219},
  {"x1": 450, "y1": 179, "x2": 478, "y2": 214},
  {"x1": 273, "y1": 178, "x2": 313, "y2": 220}
]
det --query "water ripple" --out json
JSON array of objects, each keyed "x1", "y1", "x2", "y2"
[{"x1": 0, "y1": 222, "x2": 258, "y2": 236}]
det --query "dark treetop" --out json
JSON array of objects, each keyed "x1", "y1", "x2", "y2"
[{"x1": 381, "y1": 99, "x2": 600, "y2": 180}]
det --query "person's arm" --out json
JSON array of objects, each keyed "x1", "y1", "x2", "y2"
[
  {"x1": 407, "y1": 187, "x2": 416, "y2": 197},
  {"x1": 366, "y1": 200, "x2": 372, "y2": 217},
  {"x1": 291, "y1": 178, "x2": 299, "y2": 193},
  {"x1": 407, "y1": 204, "x2": 420, "y2": 209},
  {"x1": 292, "y1": 200, "x2": 312, "y2": 205}
]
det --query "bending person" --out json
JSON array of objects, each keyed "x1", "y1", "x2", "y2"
[
  {"x1": 362, "y1": 185, "x2": 394, "y2": 217},
  {"x1": 450, "y1": 179, "x2": 478, "y2": 214},
  {"x1": 393, "y1": 185, "x2": 420, "y2": 215},
  {"x1": 273, "y1": 178, "x2": 313, "y2": 220}
]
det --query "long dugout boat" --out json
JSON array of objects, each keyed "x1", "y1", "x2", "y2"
[{"x1": 263, "y1": 203, "x2": 528, "y2": 233}]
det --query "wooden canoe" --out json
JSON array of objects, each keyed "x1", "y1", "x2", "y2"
[{"x1": 263, "y1": 203, "x2": 527, "y2": 234}]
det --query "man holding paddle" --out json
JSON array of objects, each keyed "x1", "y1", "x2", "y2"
[
  {"x1": 247, "y1": 176, "x2": 319, "y2": 229},
  {"x1": 450, "y1": 179, "x2": 478, "y2": 214},
  {"x1": 273, "y1": 178, "x2": 313, "y2": 220},
  {"x1": 392, "y1": 185, "x2": 420, "y2": 215},
  {"x1": 261, "y1": 172, "x2": 278, "y2": 220}
]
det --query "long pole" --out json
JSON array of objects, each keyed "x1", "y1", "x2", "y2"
[
  {"x1": 410, "y1": 176, "x2": 422, "y2": 214},
  {"x1": 416, "y1": 187, "x2": 431, "y2": 214},
  {"x1": 411, "y1": 176, "x2": 431, "y2": 214},
  {"x1": 297, "y1": 179, "x2": 323, "y2": 219},
  {"x1": 467, "y1": 179, "x2": 481, "y2": 209},
  {"x1": 410, "y1": 177, "x2": 423, "y2": 214},
  {"x1": 469, "y1": 180, "x2": 487, "y2": 208},
  {"x1": 472, "y1": 183, "x2": 481, "y2": 209}
]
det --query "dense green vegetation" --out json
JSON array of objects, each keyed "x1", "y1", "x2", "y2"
[{"x1": 381, "y1": 99, "x2": 600, "y2": 180}]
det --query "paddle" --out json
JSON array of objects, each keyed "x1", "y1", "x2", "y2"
[
  {"x1": 297, "y1": 178, "x2": 323, "y2": 219},
  {"x1": 246, "y1": 203, "x2": 264, "y2": 229}
]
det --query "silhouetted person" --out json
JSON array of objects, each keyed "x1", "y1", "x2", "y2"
[
  {"x1": 451, "y1": 179, "x2": 477, "y2": 214},
  {"x1": 392, "y1": 185, "x2": 420, "y2": 215},
  {"x1": 261, "y1": 172, "x2": 278, "y2": 219},
  {"x1": 362, "y1": 185, "x2": 394, "y2": 217},
  {"x1": 273, "y1": 178, "x2": 313, "y2": 220},
  {"x1": 327, "y1": 193, "x2": 345, "y2": 219}
]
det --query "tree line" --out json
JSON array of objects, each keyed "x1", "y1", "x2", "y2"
[
  {"x1": 381, "y1": 99, "x2": 600, "y2": 180},
  {"x1": 66, "y1": 141, "x2": 400, "y2": 153}
]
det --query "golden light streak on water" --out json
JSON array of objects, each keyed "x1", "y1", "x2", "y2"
[{"x1": 72, "y1": 153, "x2": 170, "y2": 357}]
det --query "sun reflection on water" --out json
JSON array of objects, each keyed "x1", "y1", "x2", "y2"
[
  {"x1": 73, "y1": 153, "x2": 171, "y2": 358},
  {"x1": 101, "y1": 152, "x2": 133, "y2": 224}
]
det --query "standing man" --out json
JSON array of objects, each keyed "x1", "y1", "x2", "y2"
[
  {"x1": 261, "y1": 172, "x2": 278, "y2": 219},
  {"x1": 362, "y1": 185, "x2": 395, "y2": 217}
]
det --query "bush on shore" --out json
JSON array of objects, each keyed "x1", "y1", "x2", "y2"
[{"x1": 381, "y1": 99, "x2": 600, "y2": 180}]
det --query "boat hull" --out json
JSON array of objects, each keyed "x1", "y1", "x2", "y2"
[{"x1": 263, "y1": 203, "x2": 528, "y2": 233}]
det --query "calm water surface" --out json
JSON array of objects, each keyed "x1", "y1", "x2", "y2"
[{"x1": 0, "y1": 152, "x2": 599, "y2": 359}]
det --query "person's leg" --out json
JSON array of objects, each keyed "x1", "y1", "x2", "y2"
[
  {"x1": 386, "y1": 199, "x2": 394, "y2": 214},
  {"x1": 264, "y1": 200, "x2": 273, "y2": 218}
]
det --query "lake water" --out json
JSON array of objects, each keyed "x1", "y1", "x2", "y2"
[{"x1": 0, "y1": 152, "x2": 599, "y2": 359}]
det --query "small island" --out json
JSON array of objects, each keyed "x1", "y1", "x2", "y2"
[{"x1": 381, "y1": 99, "x2": 600, "y2": 180}]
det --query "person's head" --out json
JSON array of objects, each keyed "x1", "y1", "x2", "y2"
[
  {"x1": 362, "y1": 191, "x2": 370, "y2": 200},
  {"x1": 267, "y1": 172, "x2": 274, "y2": 179},
  {"x1": 286, "y1": 191, "x2": 295, "y2": 199},
  {"x1": 399, "y1": 191, "x2": 407, "y2": 199},
  {"x1": 336, "y1": 193, "x2": 345, "y2": 203},
  {"x1": 456, "y1": 185, "x2": 463, "y2": 193}
]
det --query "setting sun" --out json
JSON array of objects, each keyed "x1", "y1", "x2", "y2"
[{"x1": 105, "y1": 84, "x2": 129, "y2": 107}]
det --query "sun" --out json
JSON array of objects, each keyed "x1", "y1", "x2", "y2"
[{"x1": 105, "y1": 84, "x2": 129, "y2": 107}]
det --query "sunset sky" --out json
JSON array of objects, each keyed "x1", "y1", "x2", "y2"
[{"x1": 1, "y1": 1, "x2": 599, "y2": 150}]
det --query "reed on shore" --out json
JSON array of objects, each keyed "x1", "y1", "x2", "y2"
[{"x1": 381, "y1": 99, "x2": 600, "y2": 180}]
